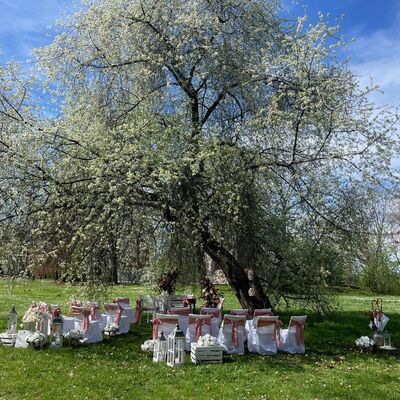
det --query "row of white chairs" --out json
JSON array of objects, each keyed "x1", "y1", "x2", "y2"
[{"x1": 152, "y1": 308, "x2": 307, "y2": 355}]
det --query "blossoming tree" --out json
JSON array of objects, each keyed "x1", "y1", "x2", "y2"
[{"x1": 1, "y1": 0, "x2": 399, "y2": 310}]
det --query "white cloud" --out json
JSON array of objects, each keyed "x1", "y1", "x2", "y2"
[
  {"x1": 348, "y1": 16, "x2": 400, "y2": 108},
  {"x1": 0, "y1": 0, "x2": 74, "y2": 61}
]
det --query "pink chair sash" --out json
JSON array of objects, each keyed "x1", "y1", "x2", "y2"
[
  {"x1": 72, "y1": 306, "x2": 91, "y2": 332},
  {"x1": 113, "y1": 297, "x2": 130, "y2": 305},
  {"x1": 152, "y1": 317, "x2": 179, "y2": 339},
  {"x1": 290, "y1": 320, "x2": 305, "y2": 345},
  {"x1": 224, "y1": 318, "x2": 245, "y2": 348},
  {"x1": 88, "y1": 304, "x2": 99, "y2": 321},
  {"x1": 134, "y1": 299, "x2": 142, "y2": 325},
  {"x1": 257, "y1": 319, "x2": 282, "y2": 345},
  {"x1": 189, "y1": 316, "x2": 211, "y2": 341},
  {"x1": 104, "y1": 303, "x2": 123, "y2": 326}
]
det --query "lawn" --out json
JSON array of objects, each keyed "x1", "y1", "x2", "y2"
[{"x1": 0, "y1": 278, "x2": 399, "y2": 400}]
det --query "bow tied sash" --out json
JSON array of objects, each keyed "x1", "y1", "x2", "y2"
[
  {"x1": 87, "y1": 304, "x2": 99, "y2": 321},
  {"x1": 152, "y1": 317, "x2": 179, "y2": 339},
  {"x1": 257, "y1": 319, "x2": 282, "y2": 345},
  {"x1": 71, "y1": 306, "x2": 91, "y2": 332},
  {"x1": 104, "y1": 303, "x2": 123, "y2": 326},
  {"x1": 290, "y1": 320, "x2": 305, "y2": 345},
  {"x1": 224, "y1": 318, "x2": 245, "y2": 348},
  {"x1": 189, "y1": 316, "x2": 211, "y2": 341}
]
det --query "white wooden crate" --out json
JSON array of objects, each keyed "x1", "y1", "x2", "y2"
[
  {"x1": 191, "y1": 343, "x2": 223, "y2": 364},
  {"x1": 0, "y1": 333, "x2": 17, "y2": 347}
]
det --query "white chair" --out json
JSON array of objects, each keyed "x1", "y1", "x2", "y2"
[
  {"x1": 168, "y1": 307, "x2": 190, "y2": 334},
  {"x1": 71, "y1": 305, "x2": 103, "y2": 343},
  {"x1": 138, "y1": 294, "x2": 159, "y2": 323},
  {"x1": 167, "y1": 294, "x2": 186, "y2": 310},
  {"x1": 217, "y1": 314, "x2": 246, "y2": 355},
  {"x1": 231, "y1": 309, "x2": 250, "y2": 319},
  {"x1": 247, "y1": 315, "x2": 280, "y2": 355},
  {"x1": 278, "y1": 316, "x2": 307, "y2": 354},
  {"x1": 86, "y1": 301, "x2": 107, "y2": 329},
  {"x1": 246, "y1": 308, "x2": 273, "y2": 332},
  {"x1": 152, "y1": 314, "x2": 179, "y2": 340},
  {"x1": 254, "y1": 308, "x2": 273, "y2": 317},
  {"x1": 113, "y1": 297, "x2": 134, "y2": 325},
  {"x1": 185, "y1": 314, "x2": 212, "y2": 351},
  {"x1": 104, "y1": 303, "x2": 129, "y2": 334},
  {"x1": 200, "y1": 307, "x2": 221, "y2": 336}
]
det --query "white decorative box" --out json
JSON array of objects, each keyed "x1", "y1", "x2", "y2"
[
  {"x1": 191, "y1": 343, "x2": 223, "y2": 364},
  {"x1": 0, "y1": 333, "x2": 17, "y2": 347}
]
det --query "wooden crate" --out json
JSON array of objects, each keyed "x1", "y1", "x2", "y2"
[
  {"x1": 191, "y1": 343, "x2": 223, "y2": 364},
  {"x1": 0, "y1": 333, "x2": 17, "y2": 347}
]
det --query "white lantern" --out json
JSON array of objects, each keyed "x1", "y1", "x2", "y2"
[
  {"x1": 50, "y1": 313, "x2": 64, "y2": 349},
  {"x1": 153, "y1": 331, "x2": 167, "y2": 362},
  {"x1": 7, "y1": 306, "x2": 17, "y2": 334},
  {"x1": 383, "y1": 331, "x2": 392, "y2": 348},
  {"x1": 167, "y1": 324, "x2": 185, "y2": 367}
]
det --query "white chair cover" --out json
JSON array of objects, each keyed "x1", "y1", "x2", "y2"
[
  {"x1": 200, "y1": 307, "x2": 221, "y2": 336},
  {"x1": 72, "y1": 306, "x2": 103, "y2": 344},
  {"x1": 152, "y1": 314, "x2": 179, "y2": 339},
  {"x1": 231, "y1": 309, "x2": 250, "y2": 318},
  {"x1": 63, "y1": 316, "x2": 81, "y2": 334},
  {"x1": 247, "y1": 316, "x2": 280, "y2": 355},
  {"x1": 217, "y1": 314, "x2": 246, "y2": 355},
  {"x1": 113, "y1": 298, "x2": 134, "y2": 325},
  {"x1": 168, "y1": 307, "x2": 190, "y2": 334},
  {"x1": 278, "y1": 316, "x2": 307, "y2": 354},
  {"x1": 246, "y1": 308, "x2": 273, "y2": 332},
  {"x1": 185, "y1": 314, "x2": 212, "y2": 351},
  {"x1": 86, "y1": 301, "x2": 107, "y2": 329},
  {"x1": 104, "y1": 303, "x2": 130, "y2": 334}
]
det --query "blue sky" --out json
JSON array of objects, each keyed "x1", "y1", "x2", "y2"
[{"x1": 0, "y1": 0, "x2": 399, "y2": 109}]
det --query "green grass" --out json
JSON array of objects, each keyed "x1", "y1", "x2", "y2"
[{"x1": 0, "y1": 278, "x2": 399, "y2": 400}]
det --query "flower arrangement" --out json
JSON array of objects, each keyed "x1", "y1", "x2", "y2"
[
  {"x1": 158, "y1": 270, "x2": 178, "y2": 294},
  {"x1": 26, "y1": 331, "x2": 46, "y2": 348},
  {"x1": 200, "y1": 277, "x2": 220, "y2": 308},
  {"x1": 104, "y1": 323, "x2": 119, "y2": 336},
  {"x1": 141, "y1": 339, "x2": 155, "y2": 353},
  {"x1": 65, "y1": 329, "x2": 84, "y2": 346},
  {"x1": 197, "y1": 334, "x2": 217, "y2": 347},
  {"x1": 355, "y1": 336, "x2": 375, "y2": 348}
]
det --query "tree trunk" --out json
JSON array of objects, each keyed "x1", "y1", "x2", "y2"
[
  {"x1": 202, "y1": 230, "x2": 272, "y2": 312},
  {"x1": 110, "y1": 239, "x2": 119, "y2": 284}
]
